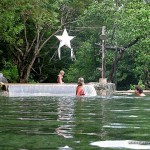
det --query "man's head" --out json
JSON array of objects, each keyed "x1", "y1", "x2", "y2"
[{"x1": 135, "y1": 85, "x2": 143, "y2": 94}]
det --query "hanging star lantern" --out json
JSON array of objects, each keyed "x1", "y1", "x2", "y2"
[{"x1": 55, "y1": 28, "x2": 75, "y2": 60}]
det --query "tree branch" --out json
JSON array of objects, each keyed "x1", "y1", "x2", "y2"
[
  {"x1": 24, "y1": 20, "x2": 29, "y2": 51},
  {"x1": 108, "y1": 36, "x2": 144, "y2": 82},
  {"x1": 39, "y1": 28, "x2": 61, "y2": 51},
  {"x1": 15, "y1": 46, "x2": 24, "y2": 56},
  {"x1": 106, "y1": 36, "x2": 143, "y2": 52}
]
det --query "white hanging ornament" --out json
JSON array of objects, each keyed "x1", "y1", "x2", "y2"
[
  {"x1": 70, "y1": 48, "x2": 76, "y2": 60},
  {"x1": 55, "y1": 28, "x2": 75, "y2": 59}
]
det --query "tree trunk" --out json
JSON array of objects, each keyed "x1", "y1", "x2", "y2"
[
  {"x1": 15, "y1": 42, "x2": 39, "y2": 83},
  {"x1": 16, "y1": 28, "x2": 60, "y2": 83},
  {"x1": 107, "y1": 36, "x2": 142, "y2": 82},
  {"x1": 17, "y1": 51, "x2": 38, "y2": 83},
  {"x1": 108, "y1": 51, "x2": 124, "y2": 82}
]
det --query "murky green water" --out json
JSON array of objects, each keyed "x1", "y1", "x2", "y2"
[{"x1": 0, "y1": 95, "x2": 150, "y2": 150}]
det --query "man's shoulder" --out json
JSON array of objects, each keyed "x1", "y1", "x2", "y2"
[{"x1": 140, "y1": 93, "x2": 146, "y2": 96}]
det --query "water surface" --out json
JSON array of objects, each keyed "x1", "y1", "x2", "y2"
[{"x1": 0, "y1": 95, "x2": 150, "y2": 150}]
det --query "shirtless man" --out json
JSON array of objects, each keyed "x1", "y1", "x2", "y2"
[{"x1": 134, "y1": 86, "x2": 146, "y2": 96}]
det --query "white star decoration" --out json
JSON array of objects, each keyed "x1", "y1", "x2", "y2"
[{"x1": 55, "y1": 28, "x2": 75, "y2": 60}]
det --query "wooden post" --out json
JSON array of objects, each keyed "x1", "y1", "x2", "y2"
[
  {"x1": 101, "y1": 26, "x2": 106, "y2": 79},
  {"x1": 99, "y1": 26, "x2": 107, "y2": 84},
  {"x1": 114, "y1": 49, "x2": 117, "y2": 89}
]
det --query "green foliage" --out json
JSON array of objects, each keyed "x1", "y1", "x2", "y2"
[
  {"x1": 66, "y1": 41, "x2": 99, "y2": 83},
  {"x1": 138, "y1": 80, "x2": 145, "y2": 89},
  {"x1": 130, "y1": 84, "x2": 136, "y2": 90},
  {"x1": 0, "y1": 0, "x2": 149, "y2": 89},
  {"x1": 1, "y1": 61, "x2": 18, "y2": 82},
  {"x1": 130, "y1": 80, "x2": 145, "y2": 90},
  {"x1": 0, "y1": 0, "x2": 59, "y2": 45},
  {"x1": 0, "y1": 0, "x2": 60, "y2": 82},
  {"x1": 68, "y1": 0, "x2": 150, "y2": 89}
]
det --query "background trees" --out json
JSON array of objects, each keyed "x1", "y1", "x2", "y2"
[
  {"x1": 0, "y1": 0, "x2": 60, "y2": 82},
  {"x1": 66, "y1": 0, "x2": 150, "y2": 89},
  {"x1": 0, "y1": 0, "x2": 149, "y2": 89}
]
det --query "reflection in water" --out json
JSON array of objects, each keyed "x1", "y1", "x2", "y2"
[
  {"x1": 58, "y1": 145, "x2": 73, "y2": 150},
  {"x1": 103, "y1": 123, "x2": 127, "y2": 129},
  {"x1": 56, "y1": 97, "x2": 75, "y2": 138},
  {"x1": 91, "y1": 140, "x2": 150, "y2": 149}
]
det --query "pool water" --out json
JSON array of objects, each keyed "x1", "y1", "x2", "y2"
[{"x1": 0, "y1": 95, "x2": 150, "y2": 150}]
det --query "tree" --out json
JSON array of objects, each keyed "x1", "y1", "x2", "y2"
[
  {"x1": 107, "y1": 0, "x2": 150, "y2": 87},
  {"x1": 29, "y1": 0, "x2": 95, "y2": 83},
  {"x1": 66, "y1": 0, "x2": 150, "y2": 89},
  {"x1": 0, "y1": 0, "x2": 60, "y2": 82}
]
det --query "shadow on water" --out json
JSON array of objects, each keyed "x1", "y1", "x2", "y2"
[{"x1": 0, "y1": 94, "x2": 150, "y2": 150}]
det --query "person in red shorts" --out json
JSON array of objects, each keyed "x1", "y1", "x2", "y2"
[
  {"x1": 57, "y1": 70, "x2": 65, "y2": 84},
  {"x1": 76, "y1": 77, "x2": 85, "y2": 96}
]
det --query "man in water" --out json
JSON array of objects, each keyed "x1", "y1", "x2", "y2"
[{"x1": 134, "y1": 85, "x2": 146, "y2": 96}]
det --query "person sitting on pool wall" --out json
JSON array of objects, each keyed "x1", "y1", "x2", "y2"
[
  {"x1": 0, "y1": 73, "x2": 8, "y2": 88},
  {"x1": 134, "y1": 85, "x2": 146, "y2": 96},
  {"x1": 57, "y1": 70, "x2": 65, "y2": 84},
  {"x1": 76, "y1": 77, "x2": 85, "y2": 96}
]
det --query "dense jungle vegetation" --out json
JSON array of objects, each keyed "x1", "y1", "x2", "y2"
[{"x1": 0, "y1": 0, "x2": 149, "y2": 90}]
